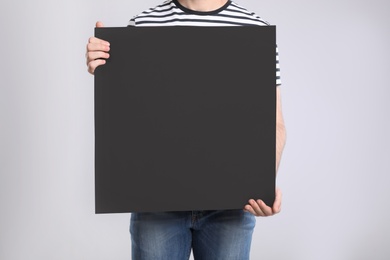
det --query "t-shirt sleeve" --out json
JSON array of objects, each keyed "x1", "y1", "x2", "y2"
[
  {"x1": 128, "y1": 17, "x2": 136, "y2": 27},
  {"x1": 276, "y1": 45, "x2": 281, "y2": 86}
]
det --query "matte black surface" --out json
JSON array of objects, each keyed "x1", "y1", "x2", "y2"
[{"x1": 95, "y1": 26, "x2": 276, "y2": 213}]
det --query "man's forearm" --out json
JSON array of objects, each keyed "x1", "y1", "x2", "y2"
[
  {"x1": 275, "y1": 86, "x2": 286, "y2": 174},
  {"x1": 276, "y1": 120, "x2": 286, "y2": 173}
]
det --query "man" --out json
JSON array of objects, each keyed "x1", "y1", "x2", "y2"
[{"x1": 86, "y1": 0, "x2": 286, "y2": 259}]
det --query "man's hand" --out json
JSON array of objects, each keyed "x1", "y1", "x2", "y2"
[
  {"x1": 244, "y1": 187, "x2": 282, "y2": 217},
  {"x1": 86, "y1": 21, "x2": 110, "y2": 75}
]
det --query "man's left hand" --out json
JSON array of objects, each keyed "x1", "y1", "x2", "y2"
[{"x1": 244, "y1": 187, "x2": 282, "y2": 217}]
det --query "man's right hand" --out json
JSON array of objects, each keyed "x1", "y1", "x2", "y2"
[{"x1": 86, "y1": 21, "x2": 110, "y2": 75}]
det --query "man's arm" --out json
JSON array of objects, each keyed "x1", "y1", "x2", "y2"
[
  {"x1": 275, "y1": 86, "x2": 287, "y2": 173},
  {"x1": 244, "y1": 86, "x2": 286, "y2": 216}
]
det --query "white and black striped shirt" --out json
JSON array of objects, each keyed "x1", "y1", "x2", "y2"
[{"x1": 128, "y1": 0, "x2": 281, "y2": 85}]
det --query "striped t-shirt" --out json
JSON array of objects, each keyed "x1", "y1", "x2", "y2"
[{"x1": 128, "y1": 0, "x2": 281, "y2": 85}]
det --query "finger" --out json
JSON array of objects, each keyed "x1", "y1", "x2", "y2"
[
  {"x1": 244, "y1": 205, "x2": 259, "y2": 216},
  {"x1": 88, "y1": 38, "x2": 110, "y2": 49},
  {"x1": 249, "y1": 199, "x2": 266, "y2": 216},
  {"x1": 96, "y1": 21, "x2": 104, "y2": 28},
  {"x1": 86, "y1": 51, "x2": 110, "y2": 65},
  {"x1": 256, "y1": 199, "x2": 273, "y2": 216},
  {"x1": 88, "y1": 59, "x2": 106, "y2": 75},
  {"x1": 89, "y1": 36, "x2": 110, "y2": 46}
]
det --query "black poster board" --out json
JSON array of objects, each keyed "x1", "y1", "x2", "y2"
[{"x1": 95, "y1": 26, "x2": 276, "y2": 213}]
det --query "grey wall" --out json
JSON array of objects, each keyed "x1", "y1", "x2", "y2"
[{"x1": 1, "y1": 0, "x2": 389, "y2": 259}]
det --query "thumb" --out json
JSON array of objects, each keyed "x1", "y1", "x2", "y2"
[{"x1": 96, "y1": 21, "x2": 104, "y2": 28}]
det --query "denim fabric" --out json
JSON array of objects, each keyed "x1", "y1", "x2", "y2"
[{"x1": 130, "y1": 210, "x2": 255, "y2": 260}]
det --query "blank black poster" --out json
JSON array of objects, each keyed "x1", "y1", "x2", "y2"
[{"x1": 95, "y1": 26, "x2": 276, "y2": 213}]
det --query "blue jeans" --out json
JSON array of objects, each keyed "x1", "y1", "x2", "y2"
[{"x1": 130, "y1": 210, "x2": 256, "y2": 260}]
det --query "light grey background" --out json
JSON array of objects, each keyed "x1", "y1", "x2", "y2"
[{"x1": 1, "y1": 0, "x2": 389, "y2": 259}]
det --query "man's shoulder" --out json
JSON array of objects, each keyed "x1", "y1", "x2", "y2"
[
  {"x1": 228, "y1": 1, "x2": 270, "y2": 25},
  {"x1": 128, "y1": 0, "x2": 173, "y2": 26}
]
